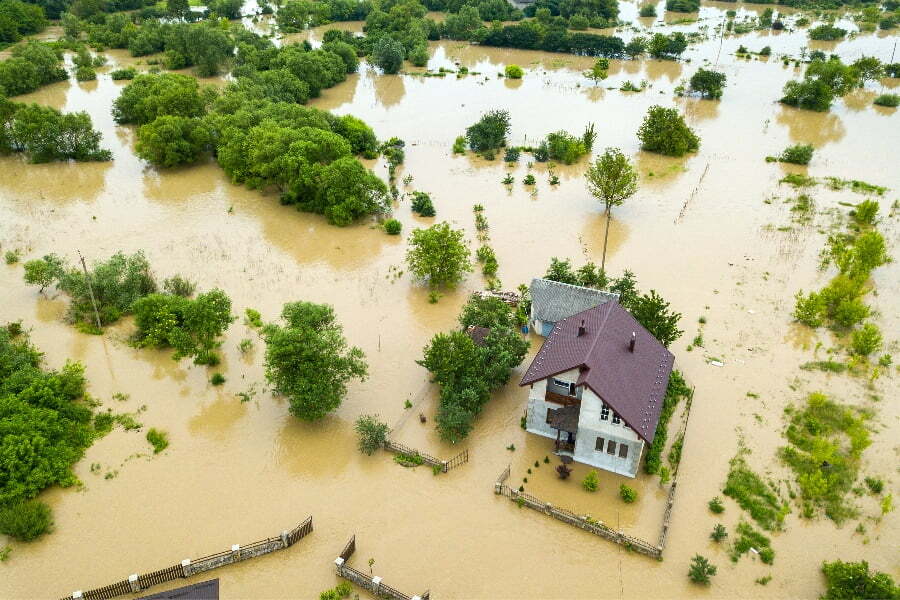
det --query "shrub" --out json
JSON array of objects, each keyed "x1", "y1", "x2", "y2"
[
  {"x1": 110, "y1": 67, "x2": 137, "y2": 80},
  {"x1": 637, "y1": 105, "x2": 700, "y2": 156},
  {"x1": 688, "y1": 554, "x2": 716, "y2": 585},
  {"x1": 162, "y1": 275, "x2": 196, "y2": 297},
  {"x1": 136, "y1": 116, "x2": 212, "y2": 168},
  {"x1": 689, "y1": 68, "x2": 727, "y2": 99},
  {"x1": 0, "y1": 501, "x2": 53, "y2": 541},
  {"x1": 354, "y1": 414, "x2": 389, "y2": 455},
  {"x1": 639, "y1": 3, "x2": 656, "y2": 16},
  {"x1": 809, "y1": 24, "x2": 847, "y2": 40},
  {"x1": 504, "y1": 64, "x2": 524, "y2": 79},
  {"x1": 544, "y1": 130, "x2": 587, "y2": 164},
  {"x1": 582, "y1": 470, "x2": 599, "y2": 492},
  {"x1": 5, "y1": 250, "x2": 19, "y2": 264},
  {"x1": 411, "y1": 192, "x2": 436, "y2": 217},
  {"x1": 852, "y1": 200, "x2": 879, "y2": 225},
  {"x1": 372, "y1": 36, "x2": 405, "y2": 74},
  {"x1": 874, "y1": 93, "x2": 900, "y2": 107},
  {"x1": 112, "y1": 73, "x2": 207, "y2": 125},
  {"x1": 452, "y1": 135, "x2": 466, "y2": 154},
  {"x1": 779, "y1": 144, "x2": 814, "y2": 165},
  {"x1": 865, "y1": 477, "x2": 884, "y2": 494},
  {"x1": 406, "y1": 222, "x2": 472, "y2": 289},
  {"x1": 851, "y1": 323, "x2": 882, "y2": 356},
  {"x1": 210, "y1": 373, "x2": 226, "y2": 385},
  {"x1": 75, "y1": 66, "x2": 97, "y2": 81},
  {"x1": 723, "y1": 456, "x2": 785, "y2": 530},
  {"x1": 384, "y1": 219, "x2": 402, "y2": 235},
  {"x1": 146, "y1": 428, "x2": 169, "y2": 453},
  {"x1": 620, "y1": 484, "x2": 637, "y2": 503},
  {"x1": 408, "y1": 45, "x2": 429, "y2": 67},
  {"x1": 710, "y1": 523, "x2": 727, "y2": 542},
  {"x1": 709, "y1": 496, "x2": 725, "y2": 513},
  {"x1": 821, "y1": 560, "x2": 899, "y2": 599},
  {"x1": 465, "y1": 109, "x2": 511, "y2": 153},
  {"x1": 523, "y1": 174, "x2": 536, "y2": 185}
]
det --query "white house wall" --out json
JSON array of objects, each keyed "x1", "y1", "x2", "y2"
[{"x1": 574, "y1": 387, "x2": 642, "y2": 478}]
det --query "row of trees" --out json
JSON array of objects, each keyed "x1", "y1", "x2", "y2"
[
  {"x1": 1, "y1": 96, "x2": 111, "y2": 163},
  {"x1": 0, "y1": 0, "x2": 47, "y2": 43},
  {"x1": 781, "y1": 56, "x2": 888, "y2": 112},
  {"x1": 0, "y1": 41, "x2": 67, "y2": 97},
  {"x1": 417, "y1": 296, "x2": 529, "y2": 441}
]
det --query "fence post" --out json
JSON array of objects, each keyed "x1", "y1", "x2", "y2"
[
  {"x1": 334, "y1": 557, "x2": 345, "y2": 576},
  {"x1": 281, "y1": 530, "x2": 289, "y2": 548},
  {"x1": 71, "y1": 591, "x2": 83, "y2": 599},
  {"x1": 231, "y1": 544, "x2": 241, "y2": 563},
  {"x1": 128, "y1": 573, "x2": 141, "y2": 593},
  {"x1": 372, "y1": 576, "x2": 382, "y2": 594},
  {"x1": 442, "y1": 461, "x2": 448, "y2": 473},
  {"x1": 181, "y1": 559, "x2": 192, "y2": 578}
]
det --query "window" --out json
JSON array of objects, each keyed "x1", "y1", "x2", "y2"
[
  {"x1": 552, "y1": 378, "x2": 575, "y2": 396},
  {"x1": 600, "y1": 403, "x2": 609, "y2": 421},
  {"x1": 606, "y1": 440, "x2": 616, "y2": 455},
  {"x1": 612, "y1": 413, "x2": 621, "y2": 425},
  {"x1": 545, "y1": 409, "x2": 552, "y2": 424},
  {"x1": 595, "y1": 436, "x2": 605, "y2": 451},
  {"x1": 618, "y1": 444, "x2": 628, "y2": 459}
]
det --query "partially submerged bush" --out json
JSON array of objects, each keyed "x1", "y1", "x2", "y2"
[
  {"x1": 688, "y1": 554, "x2": 716, "y2": 585},
  {"x1": 637, "y1": 105, "x2": 700, "y2": 156},
  {"x1": 146, "y1": 428, "x2": 169, "y2": 453},
  {"x1": 410, "y1": 191, "x2": 436, "y2": 217},
  {"x1": 582, "y1": 470, "x2": 599, "y2": 492},
  {"x1": 874, "y1": 93, "x2": 900, "y2": 107},
  {"x1": 0, "y1": 501, "x2": 53, "y2": 542},
  {"x1": 821, "y1": 560, "x2": 899, "y2": 599},
  {"x1": 779, "y1": 144, "x2": 814, "y2": 165},
  {"x1": 383, "y1": 218, "x2": 402, "y2": 235},
  {"x1": 465, "y1": 109, "x2": 511, "y2": 153},
  {"x1": 504, "y1": 64, "x2": 523, "y2": 79},
  {"x1": 354, "y1": 414, "x2": 389, "y2": 455},
  {"x1": 620, "y1": 484, "x2": 637, "y2": 503}
]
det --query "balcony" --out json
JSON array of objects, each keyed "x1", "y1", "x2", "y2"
[{"x1": 545, "y1": 389, "x2": 580, "y2": 406}]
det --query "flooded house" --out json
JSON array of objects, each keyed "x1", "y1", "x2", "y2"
[
  {"x1": 520, "y1": 301, "x2": 674, "y2": 478},
  {"x1": 528, "y1": 278, "x2": 618, "y2": 337}
]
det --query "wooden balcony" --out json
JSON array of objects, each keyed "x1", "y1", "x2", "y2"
[{"x1": 545, "y1": 390, "x2": 580, "y2": 406}]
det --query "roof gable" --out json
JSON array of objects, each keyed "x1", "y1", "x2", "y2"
[
  {"x1": 520, "y1": 301, "x2": 675, "y2": 444},
  {"x1": 529, "y1": 278, "x2": 619, "y2": 324}
]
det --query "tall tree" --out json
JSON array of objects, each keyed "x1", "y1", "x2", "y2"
[
  {"x1": 584, "y1": 147, "x2": 637, "y2": 273},
  {"x1": 406, "y1": 222, "x2": 472, "y2": 289}
]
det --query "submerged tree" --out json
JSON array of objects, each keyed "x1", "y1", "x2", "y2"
[
  {"x1": 465, "y1": 109, "x2": 511, "y2": 153},
  {"x1": 262, "y1": 301, "x2": 368, "y2": 421},
  {"x1": 637, "y1": 105, "x2": 700, "y2": 157},
  {"x1": 406, "y1": 222, "x2": 472, "y2": 289},
  {"x1": 689, "y1": 68, "x2": 727, "y2": 99},
  {"x1": 584, "y1": 148, "x2": 638, "y2": 273}
]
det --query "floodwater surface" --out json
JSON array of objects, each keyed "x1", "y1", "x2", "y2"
[{"x1": 1, "y1": 2, "x2": 898, "y2": 598}]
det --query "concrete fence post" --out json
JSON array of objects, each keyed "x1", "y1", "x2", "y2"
[
  {"x1": 334, "y1": 557, "x2": 345, "y2": 575},
  {"x1": 544, "y1": 503, "x2": 552, "y2": 515},
  {"x1": 441, "y1": 461, "x2": 448, "y2": 473},
  {"x1": 412, "y1": 596, "x2": 422, "y2": 600},
  {"x1": 231, "y1": 544, "x2": 240, "y2": 563},
  {"x1": 181, "y1": 559, "x2": 192, "y2": 578},
  {"x1": 494, "y1": 482, "x2": 501, "y2": 494},
  {"x1": 72, "y1": 591, "x2": 83, "y2": 599},
  {"x1": 372, "y1": 576, "x2": 382, "y2": 593},
  {"x1": 280, "y1": 530, "x2": 289, "y2": 548},
  {"x1": 128, "y1": 573, "x2": 141, "y2": 593}
]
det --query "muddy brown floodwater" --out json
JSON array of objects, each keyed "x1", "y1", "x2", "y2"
[{"x1": 1, "y1": 3, "x2": 898, "y2": 598}]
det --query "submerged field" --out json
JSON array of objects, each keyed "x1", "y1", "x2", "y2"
[{"x1": 1, "y1": 2, "x2": 898, "y2": 598}]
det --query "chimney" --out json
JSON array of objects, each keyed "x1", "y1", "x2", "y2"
[
  {"x1": 577, "y1": 320, "x2": 586, "y2": 337},
  {"x1": 629, "y1": 331, "x2": 636, "y2": 352}
]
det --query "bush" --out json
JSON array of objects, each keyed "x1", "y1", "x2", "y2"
[
  {"x1": 708, "y1": 496, "x2": 725, "y2": 513},
  {"x1": 162, "y1": 275, "x2": 196, "y2": 297},
  {"x1": 809, "y1": 24, "x2": 847, "y2": 40},
  {"x1": 779, "y1": 144, "x2": 814, "y2": 165},
  {"x1": 406, "y1": 222, "x2": 472, "y2": 289},
  {"x1": 620, "y1": 484, "x2": 637, "y2": 503},
  {"x1": 0, "y1": 501, "x2": 53, "y2": 542},
  {"x1": 384, "y1": 218, "x2": 402, "y2": 235},
  {"x1": 112, "y1": 73, "x2": 208, "y2": 125},
  {"x1": 544, "y1": 130, "x2": 587, "y2": 164},
  {"x1": 710, "y1": 524, "x2": 727, "y2": 542},
  {"x1": 410, "y1": 191, "x2": 436, "y2": 216},
  {"x1": 639, "y1": 3, "x2": 656, "y2": 16},
  {"x1": 136, "y1": 116, "x2": 212, "y2": 168},
  {"x1": 582, "y1": 470, "x2": 599, "y2": 492},
  {"x1": 505, "y1": 64, "x2": 524, "y2": 78},
  {"x1": 146, "y1": 428, "x2": 169, "y2": 453},
  {"x1": 2, "y1": 102, "x2": 111, "y2": 163},
  {"x1": 354, "y1": 414, "x2": 389, "y2": 455},
  {"x1": 75, "y1": 66, "x2": 97, "y2": 81},
  {"x1": 874, "y1": 94, "x2": 900, "y2": 107},
  {"x1": 689, "y1": 68, "x2": 727, "y2": 99},
  {"x1": 667, "y1": 0, "x2": 699, "y2": 11},
  {"x1": 110, "y1": 67, "x2": 137, "y2": 80},
  {"x1": 465, "y1": 109, "x2": 511, "y2": 153},
  {"x1": 452, "y1": 135, "x2": 466, "y2": 154},
  {"x1": 210, "y1": 373, "x2": 226, "y2": 385},
  {"x1": 821, "y1": 560, "x2": 898, "y2": 599},
  {"x1": 851, "y1": 323, "x2": 882, "y2": 356},
  {"x1": 688, "y1": 554, "x2": 717, "y2": 585},
  {"x1": 637, "y1": 105, "x2": 699, "y2": 156},
  {"x1": 408, "y1": 44, "x2": 429, "y2": 67}
]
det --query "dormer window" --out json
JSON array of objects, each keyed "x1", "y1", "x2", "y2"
[{"x1": 552, "y1": 378, "x2": 576, "y2": 396}]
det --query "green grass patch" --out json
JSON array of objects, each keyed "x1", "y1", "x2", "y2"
[
  {"x1": 393, "y1": 451, "x2": 425, "y2": 467},
  {"x1": 146, "y1": 428, "x2": 169, "y2": 454},
  {"x1": 730, "y1": 521, "x2": 775, "y2": 564},
  {"x1": 779, "y1": 393, "x2": 871, "y2": 524},
  {"x1": 644, "y1": 371, "x2": 691, "y2": 476},
  {"x1": 780, "y1": 173, "x2": 817, "y2": 187},
  {"x1": 722, "y1": 455, "x2": 788, "y2": 530},
  {"x1": 800, "y1": 360, "x2": 847, "y2": 373},
  {"x1": 824, "y1": 177, "x2": 887, "y2": 196}
]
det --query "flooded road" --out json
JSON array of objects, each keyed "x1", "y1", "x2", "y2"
[{"x1": 1, "y1": 3, "x2": 898, "y2": 598}]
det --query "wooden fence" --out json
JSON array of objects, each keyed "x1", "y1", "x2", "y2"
[
  {"x1": 384, "y1": 439, "x2": 469, "y2": 473},
  {"x1": 60, "y1": 517, "x2": 314, "y2": 600},
  {"x1": 334, "y1": 536, "x2": 430, "y2": 600}
]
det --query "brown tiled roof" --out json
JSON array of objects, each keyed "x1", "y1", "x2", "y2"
[{"x1": 519, "y1": 301, "x2": 674, "y2": 444}]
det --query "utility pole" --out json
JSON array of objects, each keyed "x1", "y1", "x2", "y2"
[{"x1": 77, "y1": 250, "x2": 103, "y2": 331}]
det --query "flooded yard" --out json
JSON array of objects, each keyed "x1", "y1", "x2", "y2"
[{"x1": 0, "y1": 2, "x2": 898, "y2": 598}]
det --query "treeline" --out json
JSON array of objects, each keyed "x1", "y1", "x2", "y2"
[
  {"x1": 0, "y1": 327, "x2": 100, "y2": 542},
  {"x1": 782, "y1": 56, "x2": 891, "y2": 112},
  {"x1": 112, "y1": 27, "x2": 389, "y2": 226},
  {"x1": 0, "y1": 0, "x2": 47, "y2": 44},
  {"x1": 0, "y1": 41, "x2": 66, "y2": 96},
  {"x1": 417, "y1": 295, "x2": 529, "y2": 442}
]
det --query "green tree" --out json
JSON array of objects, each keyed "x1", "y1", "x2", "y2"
[
  {"x1": 688, "y1": 554, "x2": 717, "y2": 585},
  {"x1": 312, "y1": 156, "x2": 390, "y2": 226},
  {"x1": 372, "y1": 36, "x2": 405, "y2": 74},
  {"x1": 465, "y1": 109, "x2": 511, "y2": 153},
  {"x1": 354, "y1": 414, "x2": 389, "y2": 454},
  {"x1": 689, "y1": 68, "x2": 727, "y2": 99},
  {"x1": 584, "y1": 57, "x2": 609, "y2": 84},
  {"x1": 112, "y1": 73, "x2": 208, "y2": 125},
  {"x1": 850, "y1": 323, "x2": 882, "y2": 356},
  {"x1": 167, "y1": 0, "x2": 189, "y2": 17},
  {"x1": 0, "y1": 500, "x2": 53, "y2": 541},
  {"x1": 136, "y1": 116, "x2": 212, "y2": 167},
  {"x1": 821, "y1": 560, "x2": 898, "y2": 599},
  {"x1": 406, "y1": 222, "x2": 472, "y2": 289},
  {"x1": 637, "y1": 105, "x2": 699, "y2": 156},
  {"x1": 262, "y1": 302, "x2": 368, "y2": 421},
  {"x1": 7, "y1": 103, "x2": 110, "y2": 163},
  {"x1": 22, "y1": 254, "x2": 65, "y2": 293},
  {"x1": 629, "y1": 290, "x2": 683, "y2": 347},
  {"x1": 585, "y1": 147, "x2": 638, "y2": 272}
]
